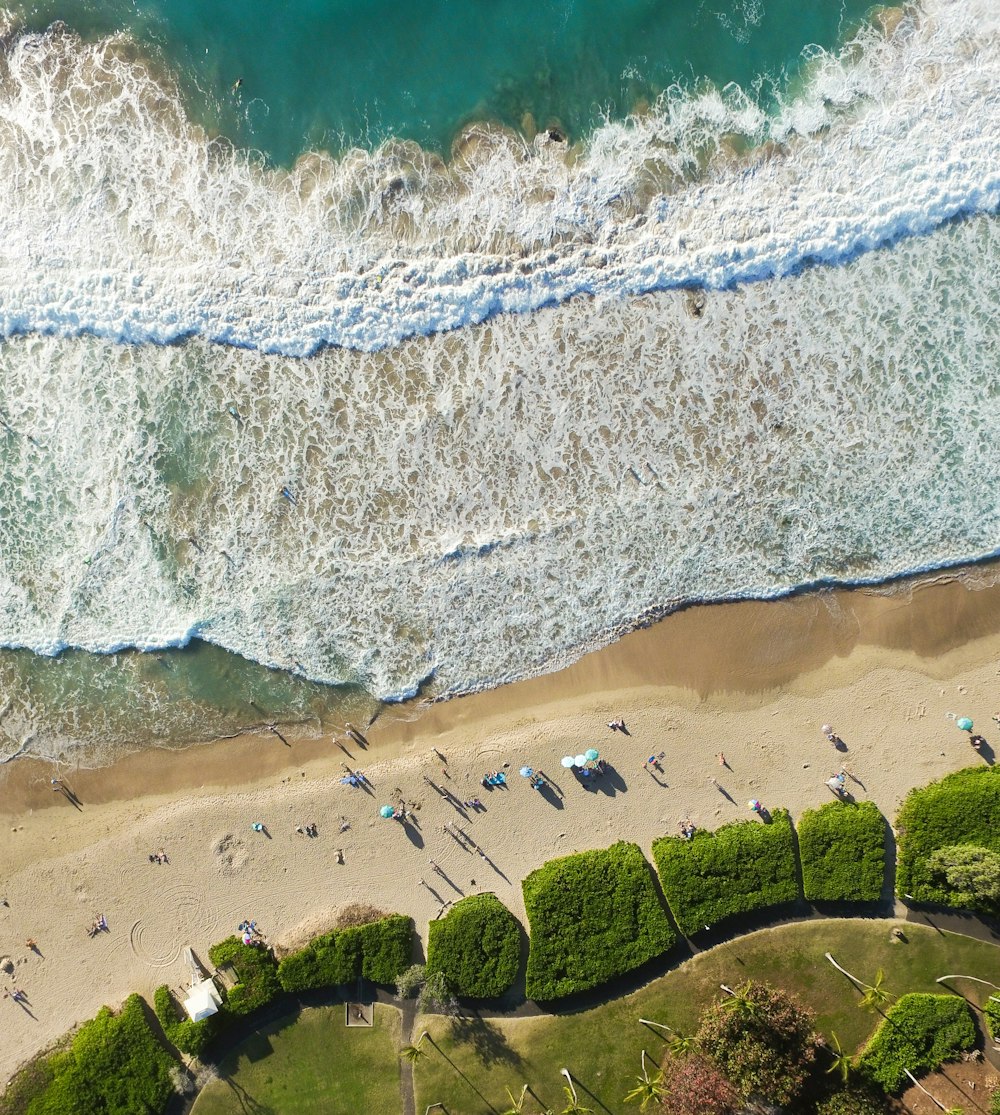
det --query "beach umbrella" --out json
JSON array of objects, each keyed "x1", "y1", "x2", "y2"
[
  {"x1": 561, "y1": 755, "x2": 575, "y2": 768},
  {"x1": 574, "y1": 754, "x2": 587, "y2": 767},
  {"x1": 748, "y1": 799, "x2": 761, "y2": 812},
  {"x1": 585, "y1": 748, "x2": 599, "y2": 762},
  {"x1": 821, "y1": 724, "x2": 833, "y2": 736},
  {"x1": 379, "y1": 805, "x2": 394, "y2": 818},
  {"x1": 519, "y1": 766, "x2": 534, "y2": 778},
  {"x1": 956, "y1": 717, "x2": 974, "y2": 732}
]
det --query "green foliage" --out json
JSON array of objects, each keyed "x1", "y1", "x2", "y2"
[
  {"x1": 522, "y1": 841, "x2": 676, "y2": 1000},
  {"x1": 856, "y1": 993, "x2": 976, "y2": 1093},
  {"x1": 815, "y1": 1085, "x2": 891, "y2": 1114},
  {"x1": 992, "y1": 1081, "x2": 1000, "y2": 1115},
  {"x1": 896, "y1": 766, "x2": 1000, "y2": 912},
  {"x1": 25, "y1": 994, "x2": 175, "y2": 1115},
  {"x1": 0, "y1": 1052, "x2": 58, "y2": 1115},
  {"x1": 277, "y1": 914, "x2": 413, "y2": 992},
  {"x1": 358, "y1": 914, "x2": 414, "y2": 983},
  {"x1": 798, "y1": 800, "x2": 886, "y2": 902},
  {"x1": 652, "y1": 808, "x2": 799, "y2": 934},
  {"x1": 985, "y1": 995, "x2": 1000, "y2": 1043},
  {"x1": 427, "y1": 894, "x2": 520, "y2": 998},
  {"x1": 695, "y1": 980, "x2": 821, "y2": 1107},
  {"x1": 926, "y1": 844, "x2": 1000, "y2": 905},
  {"x1": 152, "y1": 985, "x2": 217, "y2": 1057},
  {"x1": 208, "y1": 936, "x2": 281, "y2": 1016}
]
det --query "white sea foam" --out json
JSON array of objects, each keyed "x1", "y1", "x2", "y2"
[
  {"x1": 1, "y1": 213, "x2": 999, "y2": 704},
  {"x1": 0, "y1": 0, "x2": 999, "y2": 717},
  {"x1": 0, "y1": 0, "x2": 996, "y2": 355}
]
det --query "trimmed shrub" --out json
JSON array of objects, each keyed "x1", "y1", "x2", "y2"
[
  {"x1": 356, "y1": 914, "x2": 413, "y2": 983},
  {"x1": 208, "y1": 936, "x2": 280, "y2": 1016},
  {"x1": 856, "y1": 993, "x2": 976, "y2": 1093},
  {"x1": 427, "y1": 894, "x2": 520, "y2": 998},
  {"x1": 152, "y1": 985, "x2": 218, "y2": 1057},
  {"x1": 652, "y1": 808, "x2": 799, "y2": 935},
  {"x1": 277, "y1": 914, "x2": 413, "y2": 992},
  {"x1": 896, "y1": 766, "x2": 1000, "y2": 912},
  {"x1": 986, "y1": 995, "x2": 1000, "y2": 1043},
  {"x1": 25, "y1": 994, "x2": 175, "y2": 1115},
  {"x1": 797, "y1": 800, "x2": 886, "y2": 902},
  {"x1": 695, "y1": 981, "x2": 821, "y2": 1107},
  {"x1": 522, "y1": 841, "x2": 676, "y2": 1000}
]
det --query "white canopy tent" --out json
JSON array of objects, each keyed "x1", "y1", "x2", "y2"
[{"x1": 183, "y1": 977, "x2": 222, "y2": 1022}]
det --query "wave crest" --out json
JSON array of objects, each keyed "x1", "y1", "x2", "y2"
[{"x1": 0, "y1": 0, "x2": 996, "y2": 354}]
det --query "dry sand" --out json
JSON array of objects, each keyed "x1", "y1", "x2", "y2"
[{"x1": 2, "y1": 565, "x2": 1000, "y2": 1083}]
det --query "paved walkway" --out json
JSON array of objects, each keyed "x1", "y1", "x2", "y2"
[{"x1": 170, "y1": 903, "x2": 1000, "y2": 1114}]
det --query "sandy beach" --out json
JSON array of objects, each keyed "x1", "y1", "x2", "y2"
[{"x1": 2, "y1": 564, "x2": 1000, "y2": 1085}]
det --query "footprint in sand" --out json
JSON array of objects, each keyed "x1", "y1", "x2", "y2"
[{"x1": 213, "y1": 832, "x2": 247, "y2": 876}]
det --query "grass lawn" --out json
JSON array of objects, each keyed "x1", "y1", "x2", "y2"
[
  {"x1": 191, "y1": 1004, "x2": 401, "y2": 1115},
  {"x1": 413, "y1": 919, "x2": 1000, "y2": 1115}
]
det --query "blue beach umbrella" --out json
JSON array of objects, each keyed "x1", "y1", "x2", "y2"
[
  {"x1": 956, "y1": 717, "x2": 974, "y2": 732},
  {"x1": 585, "y1": 748, "x2": 599, "y2": 762},
  {"x1": 379, "y1": 805, "x2": 394, "y2": 818},
  {"x1": 519, "y1": 766, "x2": 534, "y2": 778},
  {"x1": 561, "y1": 756, "x2": 575, "y2": 768}
]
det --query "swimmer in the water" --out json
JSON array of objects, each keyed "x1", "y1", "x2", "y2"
[{"x1": 231, "y1": 77, "x2": 243, "y2": 94}]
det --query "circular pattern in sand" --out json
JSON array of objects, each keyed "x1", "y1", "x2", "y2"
[{"x1": 213, "y1": 832, "x2": 247, "y2": 877}]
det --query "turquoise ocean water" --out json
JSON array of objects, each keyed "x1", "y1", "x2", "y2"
[{"x1": 0, "y1": 0, "x2": 998, "y2": 764}]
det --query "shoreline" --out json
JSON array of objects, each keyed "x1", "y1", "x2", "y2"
[
  {"x1": 2, "y1": 562, "x2": 1000, "y2": 1082},
  {"x1": 4, "y1": 558, "x2": 999, "y2": 816}
]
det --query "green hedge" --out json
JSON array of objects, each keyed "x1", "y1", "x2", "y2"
[
  {"x1": 152, "y1": 985, "x2": 218, "y2": 1057},
  {"x1": 986, "y1": 995, "x2": 1000, "y2": 1043},
  {"x1": 856, "y1": 993, "x2": 976, "y2": 1093},
  {"x1": 522, "y1": 841, "x2": 676, "y2": 1000},
  {"x1": 652, "y1": 808, "x2": 799, "y2": 935},
  {"x1": 427, "y1": 894, "x2": 520, "y2": 998},
  {"x1": 25, "y1": 994, "x2": 175, "y2": 1115},
  {"x1": 208, "y1": 937, "x2": 281, "y2": 1016},
  {"x1": 277, "y1": 914, "x2": 413, "y2": 992},
  {"x1": 896, "y1": 766, "x2": 1000, "y2": 912},
  {"x1": 797, "y1": 800, "x2": 886, "y2": 902}
]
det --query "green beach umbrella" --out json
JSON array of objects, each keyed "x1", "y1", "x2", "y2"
[
  {"x1": 956, "y1": 717, "x2": 974, "y2": 731},
  {"x1": 585, "y1": 748, "x2": 599, "y2": 762},
  {"x1": 379, "y1": 805, "x2": 394, "y2": 818}
]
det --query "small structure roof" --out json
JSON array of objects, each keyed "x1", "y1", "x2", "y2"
[{"x1": 183, "y1": 977, "x2": 222, "y2": 1022}]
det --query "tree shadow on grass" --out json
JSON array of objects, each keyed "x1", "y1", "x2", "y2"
[
  {"x1": 449, "y1": 1013, "x2": 523, "y2": 1069},
  {"x1": 224, "y1": 1076, "x2": 277, "y2": 1115}
]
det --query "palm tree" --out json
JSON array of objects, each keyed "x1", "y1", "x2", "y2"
[
  {"x1": 623, "y1": 1049, "x2": 665, "y2": 1109},
  {"x1": 501, "y1": 1085, "x2": 529, "y2": 1115},
  {"x1": 559, "y1": 1070, "x2": 593, "y2": 1115},
  {"x1": 903, "y1": 1068, "x2": 958, "y2": 1112},
  {"x1": 666, "y1": 1031, "x2": 699, "y2": 1057},
  {"x1": 824, "y1": 952, "x2": 866, "y2": 989},
  {"x1": 824, "y1": 1032, "x2": 854, "y2": 1084},
  {"x1": 719, "y1": 981, "x2": 759, "y2": 1018},
  {"x1": 559, "y1": 1086, "x2": 593, "y2": 1115},
  {"x1": 825, "y1": 954, "x2": 893, "y2": 1011},
  {"x1": 401, "y1": 1029, "x2": 430, "y2": 1063},
  {"x1": 859, "y1": 969, "x2": 892, "y2": 1012}
]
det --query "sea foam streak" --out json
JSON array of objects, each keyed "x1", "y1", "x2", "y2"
[
  {"x1": 0, "y1": 0, "x2": 996, "y2": 355},
  {"x1": 1, "y1": 214, "x2": 999, "y2": 706}
]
